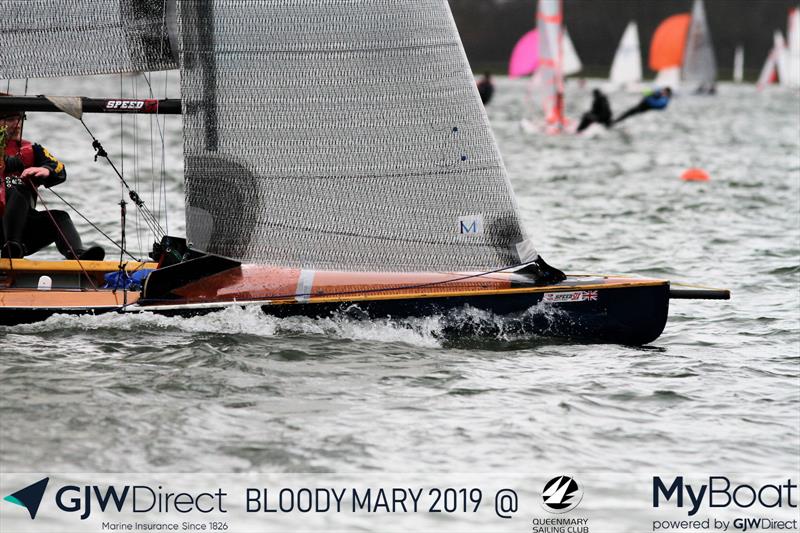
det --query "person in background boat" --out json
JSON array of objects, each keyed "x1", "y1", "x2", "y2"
[
  {"x1": 694, "y1": 82, "x2": 717, "y2": 95},
  {"x1": 576, "y1": 88, "x2": 613, "y2": 133},
  {"x1": 477, "y1": 72, "x2": 494, "y2": 105},
  {"x1": 613, "y1": 87, "x2": 673, "y2": 125},
  {"x1": 0, "y1": 108, "x2": 105, "y2": 260}
]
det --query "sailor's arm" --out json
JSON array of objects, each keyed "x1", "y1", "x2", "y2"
[{"x1": 21, "y1": 143, "x2": 66, "y2": 187}]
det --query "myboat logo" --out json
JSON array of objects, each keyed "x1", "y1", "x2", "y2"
[
  {"x1": 653, "y1": 476, "x2": 798, "y2": 517},
  {"x1": 3, "y1": 477, "x2": 49, "y2": 519},
  {"x1": 540, "y1": 475, "x2": 584, "y2": 514}
]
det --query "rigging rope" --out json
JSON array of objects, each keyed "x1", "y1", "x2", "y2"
[
  {"x1": 116, "y1": 198, "x2": 128, "y2": 305},
  {"x1": 139, "y1": 71, "x2": 171, "y2": 235},
  {"x1": 44, "y1": 188, "x2": 141, "y2": 262},
  {"x1": 29, "y1": 184, "x2": 98, "y2": 291},
  {"x1": 131, "y1": 76, "x2": 143, "y2": 257},
  {"x1": 78, "y1": 118, "x2": 166, "y2": 240}
]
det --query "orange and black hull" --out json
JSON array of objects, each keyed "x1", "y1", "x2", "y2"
[{"x1": 0, "y1": 258, "x2": 670, "y2": 344}]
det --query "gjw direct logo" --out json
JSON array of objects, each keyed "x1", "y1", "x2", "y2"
[
  {"x1": 3, "y1": 477, "x2": 49, "y2": 519},
  {"x1": 3, "y1": 478, "x2": 228, "y2": 521},
  {"x1": 540, "y1": 475, "x2": 584, "y2": 514}
]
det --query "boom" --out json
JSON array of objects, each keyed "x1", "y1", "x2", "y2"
[{"x1": 0, "y1": 95, "x2": 181, "y2": 115}]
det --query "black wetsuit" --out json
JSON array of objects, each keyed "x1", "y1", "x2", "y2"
[
  {"x1": 1, "y1": 140, "x2": 102, "y2": 260},
  {"x1": 477, "y1": 78, "x2": 494, "y2": 105},
  {"x1": 577, "y1": 91, "x2": 613, "y2": 132}
]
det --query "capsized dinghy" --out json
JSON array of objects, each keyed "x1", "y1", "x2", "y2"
[{"x1": 0, "y1": 0, "x2": 728, "y2": 344}]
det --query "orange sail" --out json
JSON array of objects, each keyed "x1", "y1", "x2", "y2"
[{"x1": 649, "y1": 13, "x2": 690, "y2": 71}]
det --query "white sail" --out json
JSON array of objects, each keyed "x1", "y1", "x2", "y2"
[
  {"x1": 536, "y1": 0, "x2": 566, "y2": 132},
  {"x1": 609, "y1": 21, "x2": 642, "y2": 87},
  {"x1": 682, "y1": 0, "x2": 717, "y2": 87},
  {"x1": 733, "y1": 45, "x2": 744, "y2": 83},
  {"x1": 655, "y1": 66, "x2": 681, "y2": 89},
  {"x1": 787, "y1": 7, "x2": 800, "y2": 88},
  {"x1": 562, "y1": 27, "x2": 582, "y2": 77},
  {"x1": 0, "y1": 1, "x2": 175, "y2": 78},
  {"x1": 180, "y1": 0, "x2": 530, "y2": 271},
  {"x1": 756, "y1": 46, "x2": 777, "y2": 90},
  {"x1": 774, "y1": 31, "x2": 790, "y2": 86}
]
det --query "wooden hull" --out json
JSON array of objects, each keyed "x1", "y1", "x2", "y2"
[{"x1": 0, "y1": 258, "x2": 670, "y2": 344}]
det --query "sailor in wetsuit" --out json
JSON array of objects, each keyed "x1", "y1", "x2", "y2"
[
  {"x1": 613, "y1": 87, "x2": 672, "y2": 125},
  {"x1": 477, "y1": 72, "x2": 494, "y2": 105},
  {"x1": 576, "y1": 88, "x2": 613, "y2": 133},
  {"x1": 1, "y1": 109, "x2": 104, "y2": 260}
]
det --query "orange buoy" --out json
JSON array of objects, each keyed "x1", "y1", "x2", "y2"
[{"x1": 681, "y1": 168, "x2": 711, "y2": 182}]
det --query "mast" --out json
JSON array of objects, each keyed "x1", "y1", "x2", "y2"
[
  {"x1": 786, "y1": 7, "x2": 800, "y2": 88},
  {"x1": 537, "y1": 0, "x2": 566, "y2": 133},
  {"x1": 733, "y1": 46, "x2": 744, "y2": 83}
]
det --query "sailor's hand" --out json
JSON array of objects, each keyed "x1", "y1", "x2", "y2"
[{"x1": 20, "y1": 166, "x2": 50, "y2": 181}]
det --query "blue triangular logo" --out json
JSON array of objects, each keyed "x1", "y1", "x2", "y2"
[{"x1": 4, "y1": 477, "x2": 49, "y2": 519}]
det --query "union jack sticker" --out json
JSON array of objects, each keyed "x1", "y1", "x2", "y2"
[{"x1": 542, "y1": 290, "x2": 598, "y2": 303}]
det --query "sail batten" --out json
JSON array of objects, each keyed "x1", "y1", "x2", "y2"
[{"x1": 179, "y1": 0, "x2": 528, "y2": 272}]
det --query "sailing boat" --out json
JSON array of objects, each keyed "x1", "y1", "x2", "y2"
[
  {"x1": 733, "y1": 45, "x2": 744, "y2": 83},
  {"x1": 773, "y1": 31, "x2": 789, "y2": 87},
  {"x1": 512, "y1": 0, "x2": 580, "y2": 135},
  {"x1": 649, "y1": 0, "x2": 717, "y2": 92},
  {"x1": 681, "y1": 0, "x2": 717, "y2": 92},
  {"x1": 757, "y1": 14, "x2": 800, "y2": 92},
  {"x1": 508, "y1": 29, "x2": 540, "y2": 79},
  {"x1": 757, "y1": 39, "x2": 780, "y2": 90},
  {"x1": 562, "y1": 28, "x2": 583, "y2": 78},
  {"x1": 608, "y1": 21, "x2": 643, "y2": 91},
  {"x1": 649, "y1": 13, "x2": 690, "y2": 89},
  {"x1": 519, "y1": 0, "x2": 569, "y2": 134},
  {"x1": 0, "y1": 0, "x2": 726, "y2": 344},
  {"x1": 785, "y1": 7, "x2": 800, "y2": 88}
]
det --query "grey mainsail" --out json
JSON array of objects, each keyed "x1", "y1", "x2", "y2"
[
  {"x1": 179, "y1": 0, "x2": 531, "y2": 272},
  {"x1": 0, "y1": 0, "x2": 175, "y2": 79},
  {"x1": 681, "y1": 0, "x2": 717, "y2": 87}
]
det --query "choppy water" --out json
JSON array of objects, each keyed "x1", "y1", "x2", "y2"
[{"x1": 1, "y1": 76, "x2": 798, "y2": 531}]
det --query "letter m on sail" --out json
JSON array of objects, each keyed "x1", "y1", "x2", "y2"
[{"x1": 457, "y1": 215, "x2": 484, "y2": 235}]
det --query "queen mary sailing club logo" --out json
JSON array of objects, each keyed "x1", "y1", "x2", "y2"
[{"x1": 540, "y1": 475, "x2": 583, "y2": 514}]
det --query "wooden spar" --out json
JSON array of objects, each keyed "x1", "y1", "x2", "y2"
[{"x1": 0, "y1": 95, "x2": 181, "y2": 115}]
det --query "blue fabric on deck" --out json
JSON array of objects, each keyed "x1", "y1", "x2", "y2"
[{"x1": 103, "y1": 269, "x2": 154, "y2": 290}]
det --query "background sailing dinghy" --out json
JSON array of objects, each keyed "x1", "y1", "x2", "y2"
[
  {"x1": 649, "y1": 0, "x2": 717, "y2": 92},
  {"x1": 0, "y1": 0, "x2": 727, "y2": 344},
  {"x1": 607, "y1": 21, "x2": 644, "y2": 92},
  {"x1": 512, "y1": 0, "x2": 582, "y2": 135}
]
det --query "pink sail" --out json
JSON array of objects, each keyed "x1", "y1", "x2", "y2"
[{"x1": 508, "y1": 29, "x2": 539, "y2": 78}]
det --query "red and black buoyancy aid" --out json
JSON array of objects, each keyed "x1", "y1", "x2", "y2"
[{"x1": 1, "y1": 139, "x2": 36, "y2": 216}]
